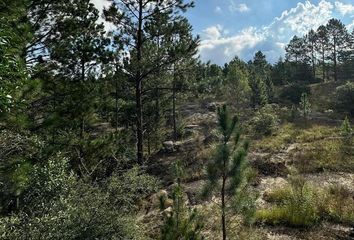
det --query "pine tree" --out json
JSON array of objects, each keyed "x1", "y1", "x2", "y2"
[
  {"x1": 316, "y1": 25, "x2": 329, "y2": 81},
  {"x1": 340, "y1": 116, "x2": 352, "y2": 138},
  {"x1": 326, "y1": 19, "x2": 349, "y2": 81},
  {"x1": 105, "y1": 0, "x2": 199, "y2": 164},
  {"x1": 249, "y1": 74, "x2": 267, "y2": 109},
  {"x1": 37, "y1": 0, "x2": 114, "y2": 176},
  {"x1": 202, "y1": 105, "x2": 252, "y2": 240},
  {"x1": 224, "y1": 57, "x2": 251, "y2": 109},
  {"x1": 0, "y1": 0, "x2": 33, "y2": 127},
  {"x1": 249, "y1": 51, "x2": 270, "y2": 108},
  {"x1": 160, "y1": 161, "x2": 204, "y2": 240},
  {"x1": 299, "y1": 93, "x2": 311, "y2": 120},
  {"x1": 305, "y1": 29, "x2": 317, "y2": 79}
]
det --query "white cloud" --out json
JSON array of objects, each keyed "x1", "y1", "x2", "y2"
[
  {"x1": 215, "y1": 6, "x2": 222, "y2": 14},
  {"x1": 348, "y1": 19, "x2": 354, "y2": 30},
  {"x1": 270, "y1": 0, "x2": 334, "y2": 36},
  {"x1": 203, "y1": 25, "x2": 223, "y2": 40},
  {"x1": 335, "y1": 1, "x2": 354, "y2": 15},
  {"x1": 199, "y1": 27, "x2": 265, "y2": 64},
  {"x1": 199, "y1": 0, "x2": 349, "y2": 65},
  {"x1": 229, "y1": 1, "x2": 250, "y2": 13}
]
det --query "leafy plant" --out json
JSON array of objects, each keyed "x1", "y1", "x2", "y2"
[{"x1": 250, "y1": 105, "x2": 279, "y2": 137}]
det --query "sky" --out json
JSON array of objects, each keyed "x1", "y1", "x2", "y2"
[{"x1": 92, "y1": 0, "x2": 354, "y2": 65}]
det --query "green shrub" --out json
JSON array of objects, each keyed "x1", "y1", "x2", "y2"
[
  {"x1": 336, "y1": 82, "x2": 354, "y2": 116},
  {"x1": 257, "y1": 175, "x2": 354, "y2": 228},
  {"x1": 250, "y1": 105, "x2": 279, "y2": 137},
  {"x1": 0, "y1": 155, "x2": 158, "y2": 239},
  {"x1": 340, "y1": 116, "x2": 353, "y2": 138},
  {"x1": 257, "y1": 175, "x2": 319, "y2": 227},
  {"x1": 319, "y1": 185, "x2": 354, "y2": 224},
  {"x1": 279, "y1": 84, "x2": 311, "y2": 104}
]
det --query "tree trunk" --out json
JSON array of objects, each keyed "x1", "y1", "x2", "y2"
[
  {"x1": 115, "y1": 76, "x2": 119, "y2": 132},
  {"x1": 172, "y1": 75, "x2": 177, "y2": 141},
  {"x1": 221, "y1": 176, "x2": 227, "y2": 240},
  {"x1": 333, "y1": 37, "x2": 338, "y2": 81},
  {"x1": 80, "y1": 58, "x2": 85, "y2": 138},
  {"x1": 311, "y1": 45, "x2": 316, "y2": 79},
  {"x1": 136, "y1": 0, "x2": 144, "y2": 164},
  {"x1": 322, "y1": 49, "x2": 325, "y2": 82}
]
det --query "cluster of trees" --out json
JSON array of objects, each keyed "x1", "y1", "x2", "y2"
[
  {"x1": 0, "y1": 0, "x2": 202, "y2": 238},
  {"x1": 283, "y1": 18, "x2": 354, "y2": 82},
  {"x1": 1, "y1": 0, "x2": 354, "y2": 238},
  {"x1": 195, "y1": 51, "x2": 274, "y2": 110}
]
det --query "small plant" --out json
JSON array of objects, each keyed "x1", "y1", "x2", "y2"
[
  {"x1": 202, "y1": 105, "x2": 253, "y2": 240},
  {"x1": 299, "y1": 93, "x2": 311, "y2": 119},
  {"x1": 279, "y1": 83, "x2": 311, "y2": 104},
  {"x1": 340, "y1": 116, "x2": 353, "y2": 138},
  {"x1": 160, "y1": 161, "x2": 204, "y2": 240},
  {"x1": 257, "y1": 173, "x2": 319, "y2": 227},
  {"x1": 250, "y1": 105, "x2": 279, "y2": 137},
  {"x1": 336, "y1": 82, "x2": 354, "y2": 116}
]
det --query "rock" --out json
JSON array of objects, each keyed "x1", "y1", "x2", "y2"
[
  {"x1": 164, "y1": 198, "x2": 174, "y2": 208},
  {"x1": 150, "y1": 190, "x2": 168, "y2": 207},
  {"x1": 163, "y1": 141, "x2": 174, "y2": 152},
  {"x1": 163, "y1": 206, "x2": 173, "y2": 217},
  {"x1": 324, "y1": 109, "x2": 334, "y2": 113},
  {"x1": 203, "y1": 132, "x2": 219, "y2": 145},
  {"x1": 185, "y1": 124, "x2": 199, "y2": 129},
  {"x1": 206, "y1": 102, "x2": 218, "y2": 112}
]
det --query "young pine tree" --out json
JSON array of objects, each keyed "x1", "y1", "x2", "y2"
[
  {"x1": 299, "y1": 93, "x2": 311, "y2": 120},
  {"x1": 202, "y1": 105, "x2": 252, "y2": 240},
  {"x1": 160, "y1": 161, "x2": 204, "y2": 240}
]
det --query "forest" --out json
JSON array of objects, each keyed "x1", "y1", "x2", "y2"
[{"x1": 0, "y1": 0, "x2": 353, "y2": 239}]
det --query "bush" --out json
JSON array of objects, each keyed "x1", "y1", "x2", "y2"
[
  {"x1": 319, "y1": 185, "x2": 354, "y2": 224},
  {"x1": 0, "y1": 155, "x2": 158, "y2": 239},
  {"x1": 250, "y1": 105, "x2": 279, "y2": 137},
  {"x1": 279, "y1": 84, "x2": 311, "y2": 104},
  {"x1": 257, "y1": 175, "x2": 354, "y2": 228},
  {"x1": 336, "y1": 82, "x2": 354, "y2": 116},
  {"x1": 256, "y1": 175, "x2": 319, "y2": 227}
]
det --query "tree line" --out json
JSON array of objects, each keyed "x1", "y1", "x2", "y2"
[{"x1": 284, "y1": 18, "x2": 354, "y2": 82}]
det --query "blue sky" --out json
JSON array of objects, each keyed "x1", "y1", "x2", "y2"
[
  {"x1": 186, "y1": 0, "x2": 354, "y2": 64},
  {"x1": 92, "y1": 0, "x2": 354, "y2": 65}
]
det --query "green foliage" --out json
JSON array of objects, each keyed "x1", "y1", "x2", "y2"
[
  {"x1": 258, "y1": 180, "x2": 354, "y2": 227},
  {"x1": 203, "y1": 105, "x2": 253, "y2": 239},
  {"x1": 336, "y1": 82, "x2": 354, "y2": 116},
  {"x1": 22, "y1": 153, "x2": 75, "y2": 211},
  {"x1": 107, "y1": 166, "x2": 159, "y2": 212},
  {"x1": 160, "y1": 161, "x2": 204, "y2": 240},
  {"x1": 250, "y1": 105, "x2": 279, "y2": 137},
  {"x1": 1, "y1": 155, "x2": 157, "y2": 239},
  {"x1": 319, "y1": 185, "x2": 354, "y2": 224},
  {"x1": 299, "y1": 92, "x2": 311, "y2": 119},
  {"x1": 0, "y1": 130, "x2": 43, "y2": 213},
  {"x1": 340, "y1": 116, "x2": 353, "y2": 138},
  {"x1": 279, "y1": 83, "x2": 311, "y2": 104},
  {"x1": 0, "y1": 183, "x2": 145, "y2": 240},
  {"x1": 249, "y1": 72, "x2": 268, "y2": 109},
  {"x1": 223, "y1": 57, "x2": 251, "y2": 107},
  {"x1": 0, "y1": 0, "x2": 32, "y2": 126},
  {"x1": 257, "y1": 174, "x2": 319, "y2": 227}
]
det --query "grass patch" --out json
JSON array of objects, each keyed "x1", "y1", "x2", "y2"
[
  {"x1": 292, "y1": 138, "x2": 354, "y2": 173},
  {"x1": 256, "y1": 176, "x2": 319, "y2": 228},
  {"x1": 257, "y1": 176, "x2": 354, "y2": 228},
  {"x1": 319, "y1": 185, "x2": 354, "y2": 224},
  {"x1": 253, "y1": 123, "x2": 299, "y2": 153},
  {"x1": 295, "y1": 125, "x2": 337, "y2": 143}
]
